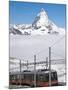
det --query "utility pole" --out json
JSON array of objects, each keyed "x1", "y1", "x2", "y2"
[
  {"x1": 46, "y1": 57, "x2": 48, "y2": 69},
  {"x1": 34, "y1": 55, "x2": 36, "y2": 87},
  {"x1": 49, "y1": 47, "x2": 51, "y2": 86},
  {"x1": 27, "y1": 60, "x2": 28, "y2": 70},
  {"x1": 20, "y1": 60, "x2": 21, "y2": 86}
]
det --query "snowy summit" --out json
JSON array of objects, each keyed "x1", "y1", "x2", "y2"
[
  {"x1": 9, "y1": 8, "x2": 65, "y2": 35},
  {"x1": 32, "y1": 8, "x2": 49, "y2": 28}
]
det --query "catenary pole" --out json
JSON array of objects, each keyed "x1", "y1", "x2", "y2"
[
  {"x1": 20, "y1": 60, "x2": 21, "y2": 86},
  {"x1": 49, "y1": 47, "x2": 51, "y2": 86},
  {"x1": 34, "y1": 55, "x2": 36, "y2": 87},
  {"x1": 46, "y1": 57, "x2": 48, "y2": 69}
]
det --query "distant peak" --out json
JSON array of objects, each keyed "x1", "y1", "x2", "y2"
[
  {"x1": 40, "y1": 8, "x2": 45, "y2": 12},
  {"x1": 32, "y1": 8, "x2": 49, "y2": 28},
  {"x1": 37, "y1": 8, "x2": 47, "y2": 17}
]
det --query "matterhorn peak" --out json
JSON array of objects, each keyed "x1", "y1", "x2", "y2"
[
  {"x1": 32, "y1": 8, "x2": 49, "y2": 29},
  {"x1": 37, "y1": 8, "x2": 48, "y2": 18},
  {"x1": 40, "y1": 8, "x2": 45, "y2": 12}
]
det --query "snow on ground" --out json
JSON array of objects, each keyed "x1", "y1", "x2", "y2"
[{"x1": 9, "y1": 34, "x2": 66, "y2": 83}]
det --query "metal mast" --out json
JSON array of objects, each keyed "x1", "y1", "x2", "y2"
[{"x1": 49, "y1": 47, "x2": 51, "y2": 86}]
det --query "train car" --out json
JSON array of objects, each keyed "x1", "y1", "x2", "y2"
[{"x1": 9, "y1": 69, "x2": 58, "y2": 87}]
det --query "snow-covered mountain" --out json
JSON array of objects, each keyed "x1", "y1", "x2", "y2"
[{"x1": 9, "y1": 8, "x2": 65, "y2": 35}]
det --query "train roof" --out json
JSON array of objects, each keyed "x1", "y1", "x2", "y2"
[{"x1": 9, "y1": 69, "x2": 56, "y2": 75}]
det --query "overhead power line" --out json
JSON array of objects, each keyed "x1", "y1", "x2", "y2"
[
  {"x1": 51, "y1": 51, "x2": 64, "y2": 58},
  {"x1": 35, "y1": 35, "x2": 65, "y2": 55},
  {"x1": 51, "y1": 35, "x2": 65, "y2": 47}
]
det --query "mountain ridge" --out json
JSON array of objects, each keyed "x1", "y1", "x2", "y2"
[{"x1": 9, "y1": 8, "x2": 65, "y2": 35}]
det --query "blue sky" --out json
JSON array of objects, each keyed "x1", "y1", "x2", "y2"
[{"x1": 9, "y1": 1, "x2": 66, "y2": 28}]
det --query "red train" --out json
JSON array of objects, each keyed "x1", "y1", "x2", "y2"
[{"x1": 9, "y1": 69, "x2": 58, "y2": 87}]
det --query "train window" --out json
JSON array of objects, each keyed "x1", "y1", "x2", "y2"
[
  {"x1": 37, "y1": 74, "x2": 44, "y2": 81},
  {"x1": 24, "y1": 74, "x2": 33, "y2": 80},
  {"x1": 11, "y1": 75, "x2": 16, "y2": 80},
  {"x1": 40, "y1": 75, "x2": 43, "y2": 81},
  {"x1": 27, "y1": 74, "x2": 29, "y2": 79},
  {"x1": 24, "y1": 74, "x2": 32, "y2": 80},
  {"x1": 51, "y1": 72, "x2": 57, "y2": 80},
  {"x1": 45, "y1": 74, "x2": 49, "y2": 82},
  {"x1": 9, "y1": 75, "x2": 12, "y2": 80},
  {"x1": 17, "y1": 75, "x2": 20, "y2": 79},
  {"x1": 28, "y1": 74, "x2": 33, "y2": 81},
  {"x1": 30, "y1": 74, "x2": 33, "y2": 80},
  {"x1": 9, "y1": 75, "x2": 17, "y2": 80},
  {"x1": 53, "y1": 72, "x2": 57, "y2": 80},
  {"x1": 11, "y1": 75, "x2": 14, "y2": 80},
  {"x1": 36, "y1": 74, "x2": 46, "y2": 82},
  {"x1": 14, "y1": 75, "x2": 16, "y2": 80},
  {"x1": 21, "y1": 75, "x2": 24, "y2": 79},
  {"x1": 51, "y1": 73, "x2": 54, "y2": 80},
  {"x1": 32, "y1": 74, "x2": 34, "y2": 80},
  {"x1": 43, "y1": 75, "x2": 46, "y2": 82},
  {"x1": 15, "y1": 75, "x2": 17, "y2": 80},
  {"x1": 24, "y1": 74, "x2": 27, "y2": 79}
]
